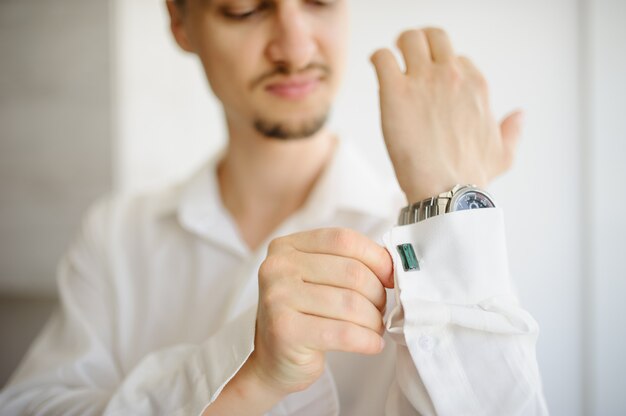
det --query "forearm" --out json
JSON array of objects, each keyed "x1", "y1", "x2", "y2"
[{"x1": 201, "y1": 356, "x2": 285, "y2": 416}]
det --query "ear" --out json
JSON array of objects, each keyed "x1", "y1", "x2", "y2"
[{"x1": 166, "y1": 0, "x2": 194, "y2": 53}]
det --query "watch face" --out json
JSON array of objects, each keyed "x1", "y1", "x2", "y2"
[{"x1": 453, "y1": 190, "x2": 495, "y2": 211}]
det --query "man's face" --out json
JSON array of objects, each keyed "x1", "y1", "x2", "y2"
[{"x1": 175, "y1": 0, "x2": 349, "y2": 139}]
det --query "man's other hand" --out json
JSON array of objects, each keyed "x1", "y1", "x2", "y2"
[
  {"x1": 370, "y1": 27, "x2": 524, "y2": 203},
  {"x1": 248, "y1": 228, "x2": 393, "y2": 396}
]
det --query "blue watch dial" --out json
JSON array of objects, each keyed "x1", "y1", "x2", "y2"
[{"x1": 453, "y1": 191, "x2": 495, "y2": 211}]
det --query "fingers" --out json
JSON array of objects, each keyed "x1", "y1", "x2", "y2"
[
  {"x1": 370, "y1": 48, "x2": 402, "y2": 87},
  {"x1": 298, "y1": 313, "x2": 385, "y2": 355},
  {"x1": 395, "y1": 27, "x2": 455, "y2": 75},
  {"x1": 283, "y1": 228, "x2": 394, "y2": 289},
  {"x1": 295, "y1": 282, "x2": 384, "y2": 334},
  {"x1": 396, "y1": 29, "x2": 430, "y2": 75},
  {"x1": 423, "y1": 27, "x2": 455, "y2": 63},
  {"x1": 289, "y1": 251, "x2": 387, "y2": 311}
]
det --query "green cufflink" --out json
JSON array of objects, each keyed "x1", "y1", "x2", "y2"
[{"x1": 396, "y1": 243, "x2": 420, "y2": 272}]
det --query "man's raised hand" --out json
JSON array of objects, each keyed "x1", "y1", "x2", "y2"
[{"x1": 370, "y1": 27, "x2": 524, "y2": 203}]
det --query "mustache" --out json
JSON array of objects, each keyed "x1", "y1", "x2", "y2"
[{"x1": 250, "y1": 63, "x2": 331, "y2": 90}]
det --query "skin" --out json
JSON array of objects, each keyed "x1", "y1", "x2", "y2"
[
  {"x1": 170, "y1": 0, "x2": 347, "y2": 137},
  {"x1": 166, "y1": 1, "x2": 524, "y2": 414},
  {"x1": 370, "y1": 29, "x2": 523, "y2": 202},
  {"x1": 168, "y1": 0, "x2": 348, "y2": 249}
]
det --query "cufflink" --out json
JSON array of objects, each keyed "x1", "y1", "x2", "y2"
[{"x1": 396, "y1": 244, "x2": 420, "y2": 272}]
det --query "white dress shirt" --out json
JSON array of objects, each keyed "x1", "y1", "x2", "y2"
[{"x1": 0, "y1": 140, "x2": 548, "y2": 415}]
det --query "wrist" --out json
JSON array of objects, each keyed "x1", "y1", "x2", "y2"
[
  {"x1": 404, "y1": 183, "x2": 454, "y2": 205},
  {"x1": 395, "y1": 158, "x2": 492, "y2": 204},
  {"x1": 397, "y1": 171, "x2": 457, "y2": 204},
  {"x1": 402, "y1": 176, "x2": 488, "y2": 205},
  {"x1": 202, "y1": 354, "x2": 286, "y2": 416},
  {"x1": 243, "y1": 353, "x2": 290, "y2": 401}
]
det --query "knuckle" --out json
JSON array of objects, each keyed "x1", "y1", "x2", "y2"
[
  {"x1": 337, "y1": 325, "x2": 355, "y2": 347},
  {"x1": 267, "y1": 236, "x2": 286, "y2": 254},
  {"x1": 261, "y1": 251, "x2": 296, "y2": 278},
  {"x1": 345, "y1": 260, "x2": 365, "y2": 289},
  {"x1": 369, "y1": 285, "x2": 385, "y2": 312},
  {"x1": 259, "y1": 255, "x2": 296, "y2": 292},
  {"x1": 262, "y1": 282, "x2": 286, "y2": 307},
  {"x1": 341, "y1": 290, "x2": 360, "y2": 317},
  {"x1": 374, "y1": 317, "x2": 385, "y2": 335},
  {"x1": 438, "y1": 63, "x2": 463, "y2": 84},
  {"x1": 364, "y1": 308, "x2": 384, "y2": 333},
  {"x1": 259, "y1": 255, "x2": 282, "y2": 278},
  {"x1": 327, "y1": 228, "x2": 354, "y2": 252}
]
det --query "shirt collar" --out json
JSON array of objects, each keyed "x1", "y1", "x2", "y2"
[{"x1": 161, "y1": 139, "x2": 405, "y2": 253}]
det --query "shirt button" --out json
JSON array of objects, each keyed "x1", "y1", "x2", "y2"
[{"x1": 419, "y1": 335, "x2": 434, "y2": 352}]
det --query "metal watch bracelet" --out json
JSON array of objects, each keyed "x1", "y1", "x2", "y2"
[
  {"x1": 398, "y1": 184, "x2": 473, "y2": 226},
  {"x1": 398, "y1": 195, "x2": 452, "y2": 226}
]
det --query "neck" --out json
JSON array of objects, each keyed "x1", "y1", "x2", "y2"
[{"x1": 217, "y1": 119, "x2": 337, "y2": 251}]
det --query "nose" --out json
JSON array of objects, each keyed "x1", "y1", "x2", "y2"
[{"x1": 266, "y1": 5, "x2": 317, "y2": 72}]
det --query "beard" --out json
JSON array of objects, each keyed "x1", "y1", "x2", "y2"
[
  {"x1": 253, "y1": 111, "x2": 329, "y2": 140},
  {"x1": 249, "y1": 62, "x2": 332, "y2": 140}
]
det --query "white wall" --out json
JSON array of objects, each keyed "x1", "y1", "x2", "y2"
[
  {"x1": 587, "y1": 0, "x2": 626, "y2": 414},
  {"x1": 112, "y1": 0, "x2": 626, "y2": 414},
  {"x1": 112, "y1": 0, "x2": 226, "y2": 193},
  {"x1": 0, "y1": 0, "x2": 112, "y2": 296},
  {"x1": 0, "y1": 0, "x2": 112, "y2": 386}
]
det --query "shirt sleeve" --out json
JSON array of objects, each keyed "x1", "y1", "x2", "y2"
[
  {"x1": 383, "y1": 208, "x2": 549, "y2": 416},
  {"x1": 0, "y1": 199, "x2": 256, "y2": 416}
]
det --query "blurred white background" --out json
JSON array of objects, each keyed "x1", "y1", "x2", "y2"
[{"x1": 1, "y1": 0, "x2": 625, "y2": 414}]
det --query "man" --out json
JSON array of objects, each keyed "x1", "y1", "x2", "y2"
[{"x1": 0, "y1": 0, "x2": 548, "y2": 414}]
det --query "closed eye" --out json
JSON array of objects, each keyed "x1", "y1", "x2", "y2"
[
  {"x1": 221, "y1": 2, "x2": 271, "y2": 20},
  {"x1": 307, "y1": 0, "x2": 336, "y2": 6}
]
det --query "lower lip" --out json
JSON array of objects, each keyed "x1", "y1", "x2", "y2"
[{"x1": 265, "y1": 79, "x2": 321, "y2": 100}]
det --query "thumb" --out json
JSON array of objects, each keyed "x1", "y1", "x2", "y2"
[{"x1": 498, "y1": 109, "x2": 525, "y2": 172}]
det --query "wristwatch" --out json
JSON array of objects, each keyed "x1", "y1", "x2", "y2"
[{"x1": 397, "y1": 184, "x2": 496, "y2": 226}]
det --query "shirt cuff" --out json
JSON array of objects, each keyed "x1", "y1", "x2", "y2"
[
  {"x1": 384, "y1": 208, "x2": 530, "y2": 333},
  {"x1": 199, "y1": 305, "x2": 256, "y2": 406},
  {"x1": 389, "y1": 207, "x2": 513, "y2": 300}
]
